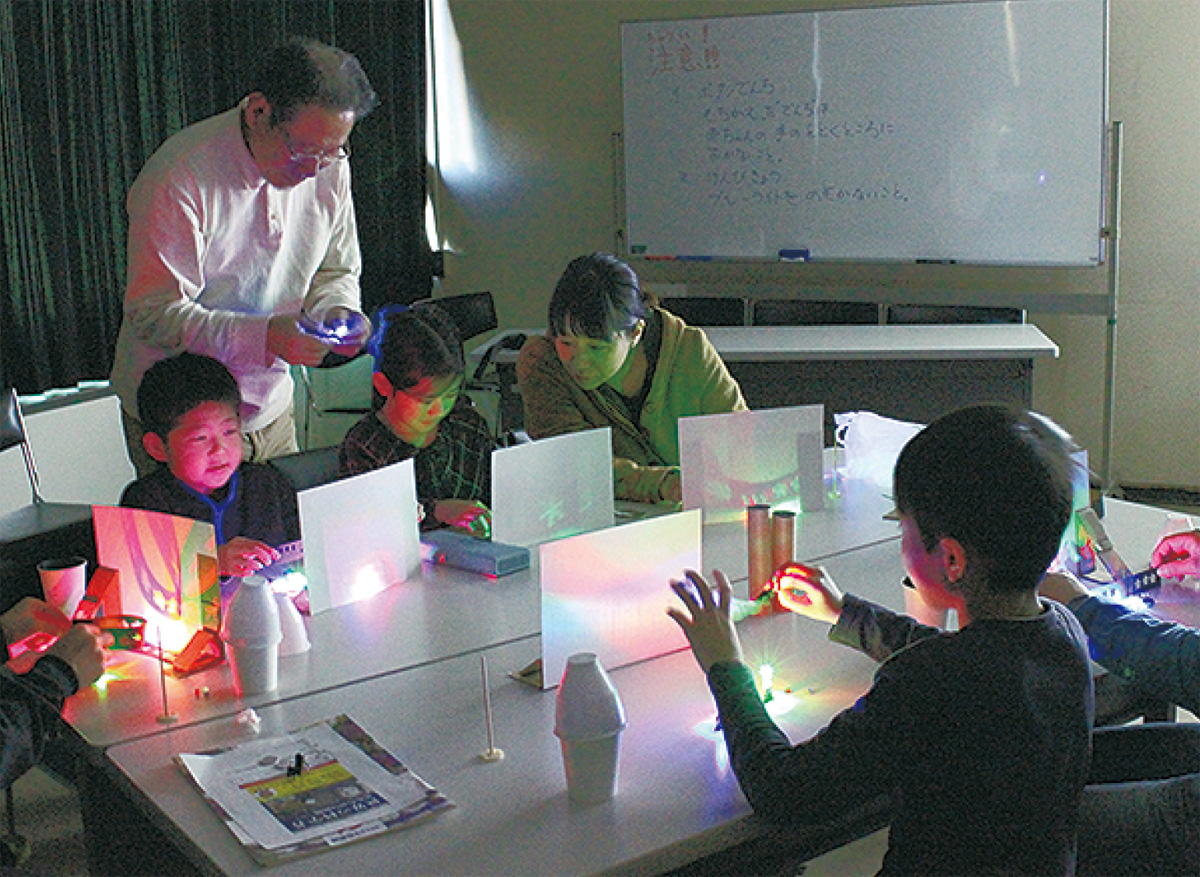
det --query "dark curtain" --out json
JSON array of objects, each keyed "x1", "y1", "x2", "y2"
[{"x1": 0, "y1": 0, "x2": 429, "y2": 396}]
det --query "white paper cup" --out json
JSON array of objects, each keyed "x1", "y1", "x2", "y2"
[
  {"x1": 37, "y1": 556, "x2": 87, "y2": 617},
  {"x1": 559, "y1": 732, "x2": 621, "y2": 804},
  {"x1": 275, "y1": 592, "x2": 310, "y2": 656},
  {"x1": 227, "y1": 644, "x2": 279, "y2": 695}
]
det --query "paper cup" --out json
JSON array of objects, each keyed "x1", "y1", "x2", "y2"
[
  {"x1": 275, "y1": 592, "x2": 310, "y2": 656},
  {"x1": 37, "y1": 556, "x2": 87, "y2": 617},
  {"x1": 559, "y1": 732, "x2": 621, "y2": 804},
  {"x1": 227, "y1": 644, "x2": 279, "y2": 695}
]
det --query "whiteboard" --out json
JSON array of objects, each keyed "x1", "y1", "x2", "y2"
[{"x1": 621, "y1": 0, "x2": 1107, "y2": 266}]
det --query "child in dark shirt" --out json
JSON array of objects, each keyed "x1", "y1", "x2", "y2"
[
  {"x1": 669, "y1": 405, "x2": 1094, "y2": 875},
  {"x1": 338, "y1": 303, "x2": 493, "y2": 535},
  {"x1": 120, "y1": 353, "x2": 300, "y2": 581}
]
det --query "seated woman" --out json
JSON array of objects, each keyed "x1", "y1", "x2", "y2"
[
  {"x1": 339, "y1": 303, "x2": 494, "y2": 536},
  {"x1": 517, "y1": 252, "x2": 746, "y2": 504}
]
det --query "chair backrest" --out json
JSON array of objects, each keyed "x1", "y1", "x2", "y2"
[
  {"x1": 886, "y1": 304, "x2": 1026, "y2": 325},
  {"x1": 752, "y1": 299, "x2": 880, "y2": 326},
  {"x1": 269, "y1": 446, "x2": 342, "y2": 492},
  {"x1": 423, "y1": 291, "x2": 499, "y2": 342},
  {"x1": 659, "y1": 296, "x2": 747, "y2": 327},
  {"x1": 1, "y1": 388, "x2": 42, "y2": 504},
  {"x1": 0, "y1": 389, "x2": 24, "y2": 454}
]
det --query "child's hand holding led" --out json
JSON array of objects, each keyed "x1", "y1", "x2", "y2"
[
  {"x1": 771, "y1": 563, "x2": 844, "y2": 625},
  {"x1": 219, "y1": 537, "x2": 281, "y2": 578},
  {"x1": 435, "y1": 500, "x2": 492, "y2": 539},
  {"x1": 667, "y1": 569, "x2": 744, "y2": 673}
]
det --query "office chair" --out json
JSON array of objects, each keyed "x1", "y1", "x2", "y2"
[
  {"x1": 886, "y1": 304, "x2": 1026, "y2": 325},
  {"x1": 295, "y1": 357, "x2": 375, "y2": 450},
  {"x1": 419, "y1": 291, "x2": 499, "y2": 343},
  {"x1": 752, "y1": 299, "x2": 880, "y2": 326},
  {"x1": 413, "y1": 292, "x2": 529, "y2": 438},
  {"x1": 1, "y1": 388, "x2": 44, "y2": 505},
  {"x1": 659, "y1": 296, "x2": 747, "y2": 326}
]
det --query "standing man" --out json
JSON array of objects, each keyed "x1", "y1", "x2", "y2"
[{"x1": 110, "y1": 37, "x2": 377, "y2": 475}]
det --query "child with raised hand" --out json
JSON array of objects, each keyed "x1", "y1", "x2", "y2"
[
  {"x1": 668, "y1": 404, "x2": 1094, "y2": 875},
  {"x1": 338, "y1": 302, "x2": 493, "y2": 536},
  {"x1": 120, "y1": 352, "x2": 300, "y2": 582}
]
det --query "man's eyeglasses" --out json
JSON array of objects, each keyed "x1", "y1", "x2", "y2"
[{"x1": 282, "y1": 129, "x2": 350, "y2": 169}]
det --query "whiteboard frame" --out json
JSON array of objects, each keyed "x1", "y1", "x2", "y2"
[{"x1": 618, "y1": 0, "x2": 1110, "y2": 269}]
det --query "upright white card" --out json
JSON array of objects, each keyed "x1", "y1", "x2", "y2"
[
  {"x1": 298, "y1": 459, "x2": 421, "y2": 614},
  {"x1": 491, "y1": 428, "x2": 615, "y2": 547},
  {"x1": 679, "y1": 405, "x2": 825, "y2": 523},
  {"x1": 540, "y1": 509, "x2": 702, "y2": 689}
]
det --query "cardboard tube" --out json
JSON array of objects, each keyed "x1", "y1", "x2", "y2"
[
  {"x1": 771, "y1": 511, "x2": 796, "y2": 575},
  {"x1": 747, "y1": 505, "x2": 772, "y2": 600}
]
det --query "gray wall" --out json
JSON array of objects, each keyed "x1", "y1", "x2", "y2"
[{"x1": 429, "y1": 0, "x2": 1200, "y2": 491}]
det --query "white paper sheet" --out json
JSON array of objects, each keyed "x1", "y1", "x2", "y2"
[
  {"x1": 540, "y1": 509, "x2": 702, "y2": 689},
  {"x1": 679, "y1": 405, "x2": 825, "y2": 523},
  {"x1": 491, "y1": 428, "x2": 615, "y2": 547},
  {"x1": 299, "y1": 460, "x2": 421, "y2": 614}
]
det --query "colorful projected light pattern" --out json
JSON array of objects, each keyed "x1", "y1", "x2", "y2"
[
  {"x1": 679, "y1": 405, "x2": 825, "y2": 524},
  {"x1": 540, "y1": 510, "x2": 702, "y2": 689},
  {"x1": 92, "y1": 506, "x2": 219, "y2": 654}
]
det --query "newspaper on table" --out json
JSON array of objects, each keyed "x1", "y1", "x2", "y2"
[{"x1": 176, "y1": 714, "x2": 452, "y2": 866}]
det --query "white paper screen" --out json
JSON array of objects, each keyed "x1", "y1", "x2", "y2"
[
  {"x1": 540, "y1": 509, "x2": 701, "y2": 689},
  {"x1": 679, "y1": 405, "x2": 825, "y2": 523},
  {"x1": 298, "y1": 459, "x2": 421, "y2": 614},
  {"x1": 491, "y1": 428, "x2": 614, "y2": 547}
]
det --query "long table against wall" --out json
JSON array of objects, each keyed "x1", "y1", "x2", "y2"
[{"x1": 473, "y1": 324, "x2": 1059, "y2": 442}]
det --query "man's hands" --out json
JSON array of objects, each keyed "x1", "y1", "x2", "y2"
[
  {"x1": 319, "y1": 307, "x2": 371, "y2": 356},
  {"x1": 218, "y1": 537, "x2": 281, "y2": 578},
  {"x1": 268, "y1": 307, "x2": 371, "y2": 366},
  {"x1": 667, "y1": 569, "x2": 744, "y2": 673}
]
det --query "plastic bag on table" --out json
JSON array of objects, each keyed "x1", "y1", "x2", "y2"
[{"x1": 833, "y1": 411, "x2": 924, "y2": 490}]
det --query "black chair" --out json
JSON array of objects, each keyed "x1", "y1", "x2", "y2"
[
  {"x1": 1, "y1": 388, "x2": 45, "y2": 505},
  {"x1": 421, "y1": 291, "x2": 499, "y2": 343},
  {"x1": 416, "y1": 292, "x2": 527, "y2": 438},
  {"x1": 0, "y1": 391, "x2": 94, "y2": 614},
  {"x1": 270, "y1": 446, "x2": 342, "y2": 492},
  {"x1": 659, "y1": 296, "x2": 747, "y2": 326},
  {"x1": 886, "y1": 304, "x2": 1026, "y2": 325},
  {"x1": 752, "y1": 299, "x2": 880, "y2": 326}
]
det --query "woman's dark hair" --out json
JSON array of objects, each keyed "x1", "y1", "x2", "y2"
[
  {"x1": 250, "y1": 37, "x2": 378, "y2": 125},
  {"x1": 137, "y1": 353, "x2": 241, "y2": 440},
  {"x1": 370, "y1": 303, "x2": 464, "y2": 392},
  {"x1": 893, "y1": 405, "x2": 1076, "y2": 593},
  {"x1": 548, "y1": 253, "x2": 653, "y2": 340}
]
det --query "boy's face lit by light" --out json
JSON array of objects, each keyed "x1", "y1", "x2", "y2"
[
  {"x1": 148, "y1": 401, "x2": 243, "y2": 495},
  {"x1": 378, "y1": 372, "x2": 461, "y2": 448},
  {"x1": 554, "y1": 328, "x2": 638, "y2": 391}
]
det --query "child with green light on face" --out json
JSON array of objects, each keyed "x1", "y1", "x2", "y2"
[
  {"x1": 338, "y1": 303, "x2": 494, "y2": 537},
  {"x1": 668, "y1": 405, "x2": 1093, "y2": 875}
]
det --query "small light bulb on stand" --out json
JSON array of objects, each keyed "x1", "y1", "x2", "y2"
[{"x1": 758, "y1": 663, "x2": 775, "y2": 703}]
